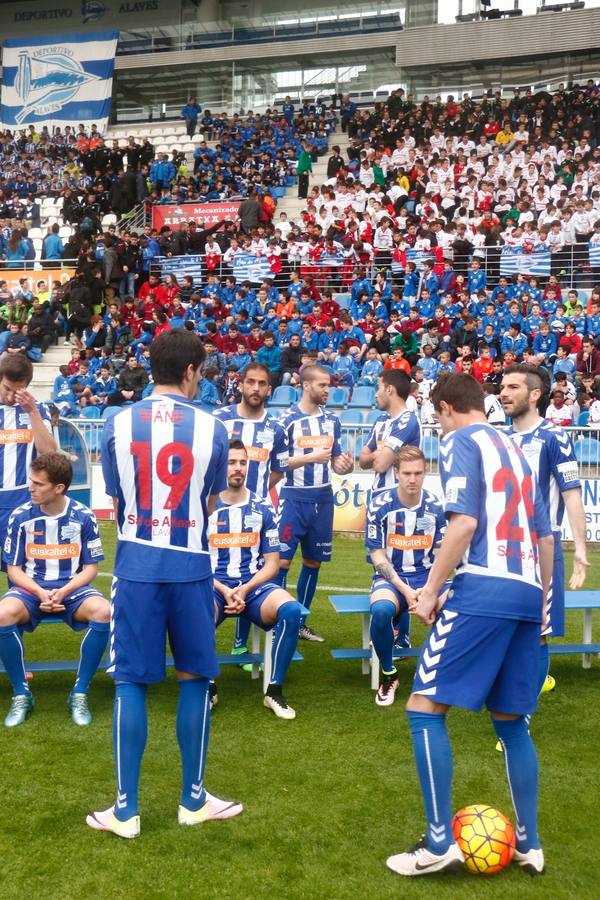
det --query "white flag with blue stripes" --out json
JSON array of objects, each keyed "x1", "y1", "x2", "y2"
[
  {"x1": 232, "y1": 252, "x2": 272, "y2": 283},
  {"x1": 500, "y1": 244, "x2": 551, "y2": 277},
  {"x1": 590, "y1": 240, "x2": 600, "y2": 268},
  {"x1": 1, "y1": 31, "x2": 118, "y2": 131}
]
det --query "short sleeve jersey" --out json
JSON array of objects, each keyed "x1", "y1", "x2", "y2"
[
  {"x1": 440, "y1": 422, "x2": 551, "y2": 621},
  {"x1": 279, "y1": 404, "x2": 342, "y2": 501},
  {"x1": 213, "y1": 406, "x2": 289, "y2": 500},
  {"x1": 3, "y1": 498, "x2": 104, "y2": 588},
  {"x1": 101, "y1": 394, "x2": 228, "y2": 582},
  {"x1": 365, "y1": 488, "x2": 445, "y2": 576},
  {"x1": 208, "y1": 492, "x2": 280, "y2": 585},
  {"x1": 365, "y1": 410, "x2": 422, "y2": 493},
  {"x1": 0, "y1": 402, "x2": 53, "y2": 508},
  {"x1": 508, "y1": 418, "x2": 580, "y2": 533}
]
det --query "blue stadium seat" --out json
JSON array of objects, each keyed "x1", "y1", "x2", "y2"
[
  {"x1": 422, "y1": 433, "x2": 440, "y2": 463},
  {"x1": 574, "y1": 437, "x2": 600, "y2": 465},
  {"x1": 81, "y1": 406, "x2": 101, "y2": 419},
  {"x1": 102, "y1": 406, "x2": 121, "y2": 420},
  {"x1": 578, "y1": 410, "x2": 590, "y2": 426},
  {"x1": 339, "y1": 409, "x2": 363, "y2": 425},
  {"x1": 349, "y1": 386, "x2": 375, "y2": 409},
  {"x1": 270, "y1": 385, "x2": 297, "y2": 407},
  {"x1": 327, "y1": 387, "x2": 349, "y2": 408},
  {"x1": 365, "y1": 408, "x2": 381, "y2": 425}
]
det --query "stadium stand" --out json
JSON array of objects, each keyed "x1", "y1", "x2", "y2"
[{"x1": 0, "y1": 81, "x2": 596, "y2": 442}]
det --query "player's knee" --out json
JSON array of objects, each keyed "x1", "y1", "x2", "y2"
[
  {"x1": 302, "y1": 559, "x2": 321, "y2": 569},
  {"x1": 277, "y1": 599, "x2": 302, "y2": 629},
  {"x1": 88, "y1": 598, "x2": 110, "y2": 624},
  {"x1": 0, "y1": 599, "x2": 22, "y2": 626},
  {"x1": 371, "y1": 598, "x2": 396, "y2": 626}
]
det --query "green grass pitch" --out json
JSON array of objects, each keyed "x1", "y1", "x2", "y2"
[{"x1": 1, "y1": 525, "x2": 599, "y2": 900}]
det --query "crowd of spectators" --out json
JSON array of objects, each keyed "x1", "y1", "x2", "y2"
[{"x1": 0, "y1": 81, "x2": 598, "y2": 428}]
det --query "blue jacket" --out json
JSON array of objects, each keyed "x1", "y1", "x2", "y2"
[{"x1": 181, "y1": 102, "x2": 201, "y2": 122}]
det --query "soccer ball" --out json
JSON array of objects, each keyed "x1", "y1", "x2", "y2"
[{"x1": 452, "y1": 804, "x2": 516, "y2": 875}]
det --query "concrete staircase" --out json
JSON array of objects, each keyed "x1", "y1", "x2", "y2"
[
  {"x1": 276, "y1": 127, "x2": 352, "y2": 225},
  {"x1": 30, "y1": 343, "x2": 72, "y2": 402}
]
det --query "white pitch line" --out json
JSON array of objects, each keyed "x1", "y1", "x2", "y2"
[{"x1": 97, "y1": 572, "x2": 368, "y2": 592}]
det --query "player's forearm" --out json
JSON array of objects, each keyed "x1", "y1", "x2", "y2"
[
  {"x1": 371, "y1": 550, "x2": 410, "y2": 597},
  {"x1": 240, "y1": 553, "x2": 279, "y2": 595},
  {"x1": 563, "y1": 488, "x2": 587, "y2": 556},
  {"x1": 59, "y1": 564, "x2": 99, "y2": 595},
  {"x1": 538, "y1": 533, "x2": 554, "y2": 601},
  {"x1": 269, "y1": 471, "x2": 284, "y2": 490},
  {"x1": 424, "y1": 514, "x2": 477, "y2": 593},
  {"x1": 30, "y1": 411, "x2": 56, "y2": 454},
  {"x1": 7, "y1": 566, "x2": 45, "y2": 599},
  {"x1": 372, "y1": 447, "x2": 394, "y2": 474},
  {"x1": 358, "y1": 447, "x2": 374, "y2": 470},
  {"x1": 288, "y1": 453, "x2": 320, "y2": 470}
]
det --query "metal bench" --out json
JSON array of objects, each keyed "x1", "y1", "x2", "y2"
[{"x1": 330, "y1": 591, "x2": 600, "y2": 689}]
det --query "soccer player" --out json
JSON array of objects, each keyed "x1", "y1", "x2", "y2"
[
  {"x1": 0, "y1": 453, "x2": 109, "y2": 727},
  {"x1": 365, "y1": 446, "x2": 445, "y2": 706},
  {"x1": 89, "y1": 330, "x2": 242, "y2": 840},
  {"x1": 277, "y1": 365, "x2": 353, "y2": 642},
  {"x1": 359, "y1": 370, "x2": 422, "y2": 650},
  {"x1": 208, "y1": 440, "x2": 303, "y2": 719},
  {"x1": 0, "y1": 355, "x2": 56, "y2": 561},
  {"x1": 500, "y1": 363, "x2": 588, "y2": 696},
  {"x1": 386, "y1": 373, "x2": 553, "y2": 877},
  {"x1": 213, "y1": 362, "x2": 289, "y2": 657}
]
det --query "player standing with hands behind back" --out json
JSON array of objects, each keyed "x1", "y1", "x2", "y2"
[
  {"x1": 277, "y1": 365, "x2": 353, "y2": 642},
  {"x1": 89, "y1": 330, "x2": 242, "y2": 840},
  {"x1": 386, "y1": 373, "x2": 554, "y2": 878}
]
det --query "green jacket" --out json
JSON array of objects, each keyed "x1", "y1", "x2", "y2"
[
  {"x1": 297, "y1": 150, "x2": 313, "y2": 175},
  {"x1": 393, "y1": 331, "x2": 419, "y2": 356}
]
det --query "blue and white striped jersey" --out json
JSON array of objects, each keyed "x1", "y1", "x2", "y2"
[
  {"x1": 508, "y1": 418, "x2": 580, "y2": 533},
  {"x1": 365, "y1": 488, "x2": 445, "y2": 576},
  {"x1": 440, "y1": 423, "x2": 552, "y2": 622},
  {"x1": 101, "y1": 394, "x2": 228, "y2": 582},
  {"x1": 3, "y1": 497, "x2": 103, "y2": 588},
  {"x1": 208, "y1": 491, "x2": 280, "y2": 585},
  {"x1": 279, "y1": 404, "x2": 342, "y2": 501},
  {"x1": 0, "y1": 402, "x2": 52, "y2": 508},
  {"x1": 364, "y1": 410, "x2": 422, "y2": 493},
  {"x1": 213, "y1": 406, "x2": 289, "y2": 499}
]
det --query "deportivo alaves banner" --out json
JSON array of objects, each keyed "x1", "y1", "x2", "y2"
[
  {"x1": 1, "y1": 31, "x2": 118, "y2": 132},
  {"x1": 0, "y1": 1, "x2": 168, "y2": 36}
]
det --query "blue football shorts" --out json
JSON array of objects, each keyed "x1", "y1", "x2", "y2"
[
  {"x1": 542, "y1": 532, "x2": 565, "y2": 638},
  {"x1": 2, "y1": 585, "x2": 101, "y2": 632},
  {"x1": 107, "y1": 576, "x2": 218, "y2": 683},
  {"x1": 278, "y1": 496, "x2": 334, "y2": 562},
  {"x1": 215, "y1": 581, "x2": 280, "y2": 630},
  {"x1": 412, "y1": 608, "x2": 540, "y2": 715},
  {"x1": 369, "y1": 572, "x2": 451, "y2": 615}
]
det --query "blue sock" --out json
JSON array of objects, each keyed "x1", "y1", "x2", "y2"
[
  {"x1": 274, "y1": 567, "x2": 288, "y2": 589},
  {"x1": 73, "y1": 621, "x2": 109, "y2": 693},
  {"x1": 113, "y1": 683, "x2": 147, "y2": 821},
  {"x1": 370, "y1": 599, "x2": 397, "y2": 674},
  {"x1": 296, "y1": 564, "x2": 319, "y2": 623},
  {"x1": 493, "y1": 716, "x2": 540, "y2": 852},
  {"x1": 0, "y1": 625, "x2": 30, "y2": 696},
  {"x1": 395, "y1": 608, "x2": 411, "y2": 647},
  {"x1": 233, "y1": 617, "x2": 251, "y2": 651},
  {"x1": 270, "y1": 601, "x2": 302, "y2": 685},
  {"x1": 536, "y1": 643, "x2": 550, "y2": 697},
  {"x1": 407, "y1": 710, "x2": 453, "y2": 853},
  {"x1": 177, "y1": 678, "x2": 210, "y2": 811}
]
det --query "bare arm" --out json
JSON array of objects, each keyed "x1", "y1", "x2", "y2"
[
  {"x1": 52, "y1": 564, "x2": 99, "y2": 601},
  {"x1": 359, "y1": 445, "x2": 375, "y2": 470},
  {"x1": 371, "y1": 548, "x2": 417, "y2": 606},
  {"x1": 268, "y1": 471, "x2": 284, "y2": 490},
  {"x1": 562, "y1": 487, "x2": 589, "y2": 589},
  {"x1": 411, "y1": 513, "x2": 477, "y2": 624},
  {"x1": 16, "y1": 391, "x2": 56, "y2": 455},
  {"x1": 332, "y1": 452, "x2": 354, "y2": 475},
  {"x1": 234, "y1": 551, "x2": 279, "y2": 599},
  {"x1": 371, "y1": 446, "x2": 396, "y2": 474}
]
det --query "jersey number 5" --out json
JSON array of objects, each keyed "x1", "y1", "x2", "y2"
[{"x1": 131, "y1": 441, "x2": 194, "y2": 511}]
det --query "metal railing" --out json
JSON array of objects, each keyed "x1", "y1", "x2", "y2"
[
  {"x1": 67, "y1": 419, "x2": 600, "y2": 478},
  {"x1": 147, "y1": 242, "x2": 600, "y2": 293}
]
